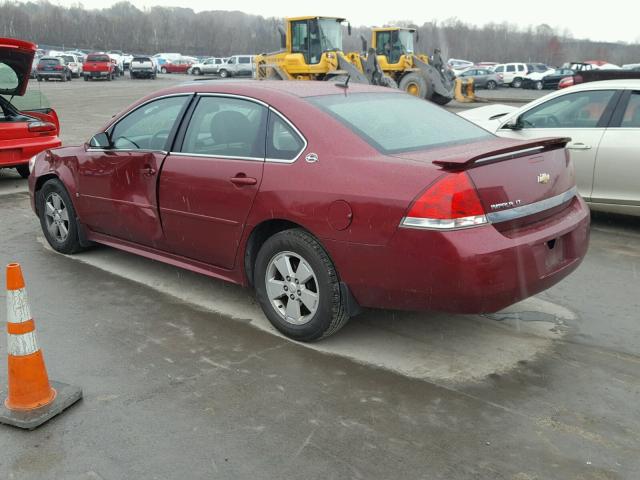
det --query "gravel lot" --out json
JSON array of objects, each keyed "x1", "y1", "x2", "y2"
[{"x1": 0, "y1": 74, "x2": 638, "y2": 479}]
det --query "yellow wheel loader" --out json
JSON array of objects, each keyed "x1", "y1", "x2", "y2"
[
  {"x1": 356, "y1": 27, "x2": 455, "y2": 105},
  {"x1": 254, "y1": 16, "x2": 398, "y2": 86}
]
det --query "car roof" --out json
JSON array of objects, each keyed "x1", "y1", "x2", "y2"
[
  {"x1": 568, "y1": 79, "x2": 640, "y2": 91},
  {"x1": 174, "y1": 79, "x2": 396, "y2": 98}
]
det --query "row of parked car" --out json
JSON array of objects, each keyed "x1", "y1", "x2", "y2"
[{"x1": 450, "y1": 59, "x2": 640, "y2": 91}]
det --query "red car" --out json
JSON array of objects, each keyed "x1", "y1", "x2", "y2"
[
  {"x1": 82, "y1": 53, "x2": 116, "y2": 81},
  {"x1": 0, "y1": 38, "x2": 61, "y2": 178},
  {"x1": 28, "y1": 81, "x2": 590, "y2": 341},
  {"x1": 160, "y1": 59, "x2": 193, "y2": 74}
]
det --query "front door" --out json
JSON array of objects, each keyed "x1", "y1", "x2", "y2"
[
  {"x1": 76, "y1": 95, "x2": 190, "y2": 246},
  {"x1": 159, "y1": 95, "x2": 268, "y2": 269}
]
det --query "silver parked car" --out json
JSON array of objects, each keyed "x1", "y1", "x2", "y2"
[
  {"x1": 217, "y1": 55, "x2": 254, "y2": 78},
  {"x1": 459, "y1": 79, "x2": 640, "y2": 216},
  {"x1": 190, "y1": 57, "x2": 227, "y2": 75},
  {"x1": 457, "y1": 68, "x2": 503, "y2": 89}
]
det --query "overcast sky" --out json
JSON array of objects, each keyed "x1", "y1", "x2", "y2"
[{"x1": 48, "y1": 0, "x2": 639, "y2": 44}]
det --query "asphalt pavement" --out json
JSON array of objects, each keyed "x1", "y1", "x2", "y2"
[{"x1": 0, "y1": 75, "x2": 637, "y2": 479}]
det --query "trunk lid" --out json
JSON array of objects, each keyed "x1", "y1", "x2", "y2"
[
  {"x1": 0, "y1": 37, "x2": 37, "y2": 96},
  {"x1": 396, "y1": 137, "x2": 576, "y2": 227}
]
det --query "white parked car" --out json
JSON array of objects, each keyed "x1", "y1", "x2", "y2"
[
  {"x1": 492, "y1": 63, "x2": 528, "y2": 87},
  {"x1": 58, "y1": 54, "x2": 82, "y2": 78},
  {"x1": 458, "y1": 80, "x2": 640, "y2": 216},
  {"x1": 189, "y1": 57, "x2": 227, "y2": 75},
  {"x1": 448, "y1": 58, "x2": 474, "y2": 76}
]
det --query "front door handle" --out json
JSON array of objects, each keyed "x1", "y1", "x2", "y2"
[
  {"x1": 230, "y1": 175, "x2": 257, "y2": 186},
  {"x1": 567, "y1": 143, "x2": 591, "y2": 150},
  {"x1": 142, "y1": 164, "x2": 156, "y2": 176}
]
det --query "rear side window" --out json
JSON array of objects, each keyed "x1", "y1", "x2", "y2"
[
  {"x1": 266, "y1": 113, "x2": 305, "y2": 160},
  {"x1": 506, "y1": 65, "x2": 515, "y2": 72},
  {"x1": 308, "y1": 92, "x2": 492, "y2": 154},
  {"x1": 621, "y1": 92, "x2": 640, "y2": 128},
  {"x1": 239, "y1": 57, "x2": 251, "y2": 64},
  {"x1": 180, "y1": 96, "x2": 267, "y2": 158}
]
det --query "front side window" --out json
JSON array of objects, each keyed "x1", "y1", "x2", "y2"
[
  {"x1": 495, "y1": 66, "x2": 504, "y2": 73},
  {"x1": 227, "y1": 57, "x2": 236, "y2": 64},
  {"x1": 109, "y1": 96, "x2": 188, "y2": 151},
  {"x1": 180, "y1": 96, "x2": 267, "y2": 158},
  {"x1": 308, "y1": 92, "x2": 492, "y2": 154},
  {"x1": 519, "y1": 90, "x2": 615, "y2": 129},
  {"x1": 239, "y1": 57, "x2": 251, "y2": 64},
  {"x1": 506, "y1": 65, "x2": 515, "y2": 72},
  {"x1": 266, "y1": 113, "x2": 305, "y2": 160},
  {"x1": 620, "y1": 92, "x2": 640, "y2": 128}
]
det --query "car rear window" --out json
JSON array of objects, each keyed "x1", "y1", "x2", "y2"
[
  {"x1": 307, "y1": 92, "x2": 492, "y2": 154},
  {"x1": 133, "y1": 57, "x2": 151, "y2": 62},
  {"x1": 39, "y1": 58, "x2": 60, "y2": 66},
  {"x1": 87, "y1": 55, "x2": 110, "y2": 62}
]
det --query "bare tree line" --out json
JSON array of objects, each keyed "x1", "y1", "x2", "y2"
[{"x1": 1, "y1": 1, "x2": 639, "y2": 65}]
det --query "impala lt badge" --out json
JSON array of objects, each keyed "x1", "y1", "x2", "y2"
[
  {"x1": 491, "y1": 199, "x2": 522, "y2": 210},
  {"x1": 537, "y1": 173, "x2": 551, "y2": 184}
]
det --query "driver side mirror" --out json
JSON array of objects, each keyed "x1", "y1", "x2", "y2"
[
  {"x1": 503, "y1": 116, "x2": 523, "y2": 131},
  {"x1": 90, "y1": 132, "x2": 112, "y2": 149}
]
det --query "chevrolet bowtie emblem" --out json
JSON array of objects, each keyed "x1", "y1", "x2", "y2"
[{"x1": 537, "y1": 173, "x2": 551, "y2": 184}]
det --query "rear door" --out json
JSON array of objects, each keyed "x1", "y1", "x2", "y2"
[
  {"x1": 498, "y1": 89, "x2": 620, "y2": 200},
  {"x1": 591, "y1": 90, "x2": 640, "y2": 208},
  {"x1": 158, "y1": 95, "x2": 268, "y2": 269},
  {"x1": 76, "y1": 95, "x2": 191, "y2": 245}
]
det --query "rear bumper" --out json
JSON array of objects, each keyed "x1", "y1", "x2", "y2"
[
  {"x1": 36, "y1": 72, "x2": 65, "y2": 78},
  {"x1": 0, "y1": 137, "x2": 61, "y2": 168},
  {"x1": 330, "y1": 196, "x2": 590, "y2": 313},
  {"x1": 84, "y1": 71, "x2": 110, "y2": 77}
]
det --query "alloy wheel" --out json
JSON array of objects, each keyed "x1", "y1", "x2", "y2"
[
  {"x1": 265, "y1": 251, "x2": 319, "y2": 325},
  {"x1": 44, "y1": 192, "x2": 70, "y2": 242}
]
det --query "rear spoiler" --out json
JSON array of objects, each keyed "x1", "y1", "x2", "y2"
[{"x1": 433, "y1": 137, "x2": 570, "y2": 169}]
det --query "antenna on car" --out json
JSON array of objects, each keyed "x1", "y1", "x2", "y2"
[{"x1": 335, "y1": 75, "x2": 350, "y2": 89}]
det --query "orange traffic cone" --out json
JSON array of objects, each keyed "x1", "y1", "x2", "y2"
[{"x1": 0, "y1": 263, "x2": 82, "y2": 429}]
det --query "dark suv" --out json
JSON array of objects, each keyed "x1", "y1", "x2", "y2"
[{"x1": 36, "y1": 57, "x2": 72, "y2": 82}]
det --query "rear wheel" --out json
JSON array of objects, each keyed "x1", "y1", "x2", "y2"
[
  {"x1": 37, "y1": 76, "x2": 42, "y2": 82},
  {"x1": 254, "y1": 229, "x2": 350, "y2": 341},
  {"x1": 535, "y1": 81, "x2": 543, "y2": 90},
  {"x1": 161, "y1": 67, "x2": 168, "y2": 74},
  {"x1": 219, "y1": 69, "x2": 228, "y2": 78},
  {"x1": 380, "y1": 74, "x2": 398, "y2": 89},
  {"x1": 15, "y1": 165, "x2": 29, "y2": 179},
  {"x1": 512, "y1": 77, "x2": 523, "y2": 88},
  {"x1": 38, "y1": 179, "x2": 83, "y2": 254},
  {"x1": 486, "y1": 80, "x2": 497, "y2": 90},
  {"x1": 192, "y1": 67, "x2": 201, "y2": 75},
  {"x1": 61, "y1": 74, "x2": 67, "y2": 82},
  {"x1": 399, "y1": 72, "x2": 430, "y2": 99}
]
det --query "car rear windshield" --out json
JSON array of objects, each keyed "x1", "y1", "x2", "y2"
[
  {"x1": 87, "y1": 55, "x2": 110, "y2": 62},
  {"x1": 133, "y1": 57, "x2": 151, "y2": 62},
  {"x1": 307, "y1": 92, "x2": 492, "y2": 154},
  {"x1": 39, "y1": 58, "x2": 60, "y2": 66}
]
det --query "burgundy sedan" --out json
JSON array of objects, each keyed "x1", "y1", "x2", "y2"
[{"x1": 29, "y1": 81, "x2": 589, "y2": 341}]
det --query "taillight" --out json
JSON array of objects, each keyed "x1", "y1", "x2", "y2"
[
  {"x1": 28, "y1": 121, "x2": 57, "y2": 133},
  {"x1": 54, "y1": 65, "x2": 63, "y2": 70},
  {"x1": 402, "y1": 172, "x2": 487, "y2": 230},
  {"x1": 558, "y1": 77, "x2": 574, "y2": 89}
]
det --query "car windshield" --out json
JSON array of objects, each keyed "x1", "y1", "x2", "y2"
[
  {"x1": 308, "y1": 92, "x2": 492, "y2": 153},
  {"x1": 317, "y1": 18, "x2": 342, "y2": 51},
  {"x1": 87, "y1": 55, "x2": 110, "y2": 62},
  {"x1": 396, "y1": 30, "x2": 414, "y2": 54}
]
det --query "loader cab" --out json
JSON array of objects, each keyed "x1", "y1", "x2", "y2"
[
  {"x1": 373, "y1": 28, "x2": 415, "y2": 65},
  {"x1": 288, "y1": 16, "x2": 346, "y2": 65}
]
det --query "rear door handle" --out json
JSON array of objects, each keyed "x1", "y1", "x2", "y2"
[
  {"x1": 230, "y1": 175, "x2": 257, "y2": 186},
  {"x1": 567, "y1": 143, "x2": 591, "y2": 150}
]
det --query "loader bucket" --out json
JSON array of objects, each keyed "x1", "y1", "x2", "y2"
[
  {"x1": 413, "y1": 55, "x2": 455, "y2": 105},
  {"x1": 453, "y1": 77, "x2": 476, "y2": 103}
]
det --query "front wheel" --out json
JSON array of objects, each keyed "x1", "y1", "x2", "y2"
[
  {"x1": 192, "y1": 68, "x2": 201, "y2": 75},
  {"x1": 399, "y1": 72, "x2": 430, "y2": 99},
  {"x1": 512, "y1": 77, "x2": 523, "y2": 88},
  {"x1": 254, "y1": 229, "x2": 350, "y2": 341},
  {"x1": 161, "y1": 67, "x2": 168, "y2": 74},
  {"x1": 535, "y1": 81, "x2": 543, "y2": 90},
  {"x1": 486, "y1": 80, "x2": 497, "y2": 90},
  {"x1": 218, "y1": 69, "x2": 228, "y2": 78},
  {"x1": 38, "y1": 179, "x2": 83, "y2": 254}
]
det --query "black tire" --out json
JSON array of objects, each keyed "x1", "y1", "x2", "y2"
[
  {"x1": 535, "y1": 80, "x2": 543, "y2": 90},
  {"x1": 192, "y1": 67, "x2": 201, "y2": 75},
  {"x1": 38, "y1": 179, "x2": 83, "y2": 254},
  {"x1": 37, "y1": 76, "x2": 42, "y2": 82},
  {"x1": 430, "y1": 93, "x2": 453, "y2": 105},
  {"x1": 161, "y1": 67, "x2": 168, "y2": 74},
  {"x1": 380, "y1": 74, "x2": 398, "y2": 88},
  {"x1": 512, "y1": 77, "x2": 523, "y2": 88},
  {"x1": 61, "y1": 74, "x2": 67, "y2": 82},
  {"x1": 218, "y1": 69, "x2": 228, "y2": 78},
  {"x1": 486, "y1": 80, "x2": 497, "y2": 90},
  {"x1": 15, "y1": 165, "x2": 29, "y2": 179},
  {"x1": 254, "y1": 229, "x2": 350, "y2": 341},
  {"x1": 399, "y1": 72, "x2": 430, "y2": 99}
]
